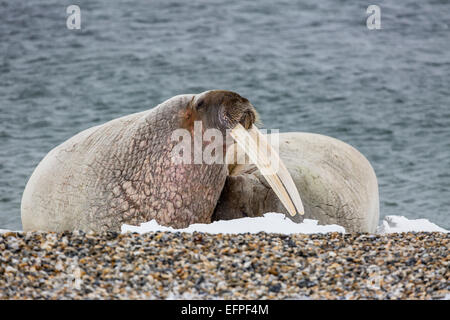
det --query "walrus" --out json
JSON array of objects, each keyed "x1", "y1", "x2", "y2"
[{"x1": 21, "y1": 90, "x2": 303, "y2": 232}]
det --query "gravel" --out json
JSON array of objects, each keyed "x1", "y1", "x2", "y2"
[{"x1": 0, "y1": 231, "x2": 448, "y2": 299}]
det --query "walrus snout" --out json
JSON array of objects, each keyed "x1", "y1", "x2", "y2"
[
  {"x1": 219, "y1": 95, "x2": 257, "y2": 130},
  {"x1": 192, "y1": 90, "x2": 258, "y2": 131},
  {"x1": 238, "y1": 108, "x2": 257, "y2": 130}
]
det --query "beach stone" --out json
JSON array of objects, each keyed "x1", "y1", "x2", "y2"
[
  {"x1": 213, "y1": 132, "x2": 379, "y2": 233},
  {"x1": 0, "y1": 231, "x2": 447, "y2": 300}
]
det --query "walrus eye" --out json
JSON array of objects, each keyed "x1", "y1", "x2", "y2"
[{"x1": 196, "y1": 100, "x2": 205, "y2": 110}]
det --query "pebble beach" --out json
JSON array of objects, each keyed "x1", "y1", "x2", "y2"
[{"x1": 0, "y1": 231, "x2": 448, "y2": 300}]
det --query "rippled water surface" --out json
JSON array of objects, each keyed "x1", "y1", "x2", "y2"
[{"x1": 1, "y1": 0, "x2": 449, "y2": 230}]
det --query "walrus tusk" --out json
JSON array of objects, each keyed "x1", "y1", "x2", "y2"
[{"x1": 230, "y1": 124, "x2": 305, "y2": 216}]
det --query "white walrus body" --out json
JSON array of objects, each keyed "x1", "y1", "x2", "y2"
[{"x1": 21, "y1": 91, "x2": 259, "y2": 232}]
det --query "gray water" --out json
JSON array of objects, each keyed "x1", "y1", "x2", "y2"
[{"x1": 1, "y1": 0, "x2": 449, "y2": 231}]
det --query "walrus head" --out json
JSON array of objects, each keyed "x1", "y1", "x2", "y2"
[
  {"x1": 179, "y1": 90, "x2": 304, "y2": 219},
  {"x1": 182, "y1": 90, "x2": 258, "y2": 134}
]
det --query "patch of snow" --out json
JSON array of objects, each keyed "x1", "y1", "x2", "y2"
[
  {"x1": 377, "y1": 215, "x2": 448, "y2": 234},
  {"x1": 121, "y1": 212, "x2": 346, "y2": 235},
  {"x1": 2, "y1": 214, "x2": 449, "y2": 235}
]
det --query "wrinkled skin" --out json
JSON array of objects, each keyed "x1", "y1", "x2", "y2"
[{"x1": 21, "y1": 90, "x2": 257, "y2": 232}]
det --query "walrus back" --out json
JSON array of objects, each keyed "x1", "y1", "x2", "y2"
[{"x1": 21, "y1": 110, "x2": 150, "y2": 232}]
